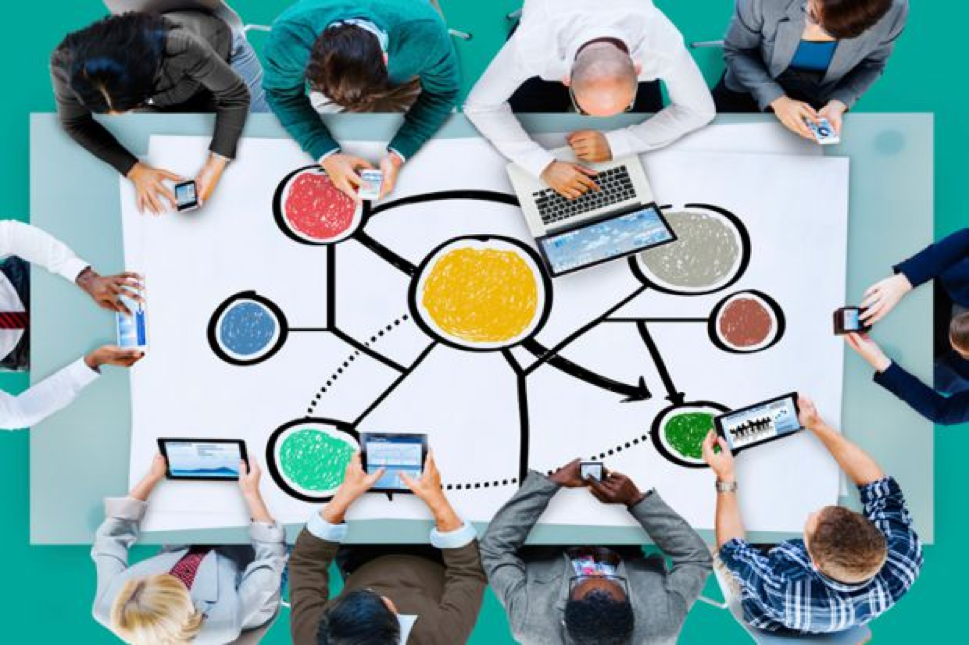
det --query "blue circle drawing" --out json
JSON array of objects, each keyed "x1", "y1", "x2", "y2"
[{"x1": 220, "y1": 302, "x2": 278, "y2": 357}]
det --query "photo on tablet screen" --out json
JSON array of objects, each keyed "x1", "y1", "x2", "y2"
[
  {"x1": 161, "y1": 440, "x2": 244, "y2": 480},
  {"x1": 718, "y1": 396, "x2": 801, "y2": 451},
  {"x1": 362, "y1": 433, "x2": 425, "y2": 491}
]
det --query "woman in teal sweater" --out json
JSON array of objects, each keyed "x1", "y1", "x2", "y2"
[{"x1": 264, "y1": 0, "x2": 460, "y2": 201}]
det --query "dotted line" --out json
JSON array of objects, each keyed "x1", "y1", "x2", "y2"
[
  {"x1": 444, "y1": 478, "x2": 518, "y2": 491},
  {"x1": 305, "y1": 314, "x2": 410, "y2": 415}
]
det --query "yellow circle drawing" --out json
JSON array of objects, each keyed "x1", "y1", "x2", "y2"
[{"x1": 420, "y1": 242, "x2": 541, "y2": 346}]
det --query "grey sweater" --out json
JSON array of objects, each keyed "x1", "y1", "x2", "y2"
[
  {"x1": 50, "y1": 10, "x2": 250, "y2": 175},
  {"x1": 481, "y1": 472, "x2": 712, "y2": 645}
]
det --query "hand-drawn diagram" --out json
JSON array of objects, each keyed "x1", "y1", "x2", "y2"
[{"x1": 204, "y1": 167, "x2": 787, "y2": 500}]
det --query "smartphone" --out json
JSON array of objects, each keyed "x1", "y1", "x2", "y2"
[
  {"x1": 580, "y1": 461, "x2": 604, "y2": 482},
  {"x1": 357, "y1": 169, "x2": 383, "y2": 201},
  {"x1": 157, "y1": 438, "x2": 248, "y2": 480},
  {"x1": 174, "y1": 180, "x2": 199, "y2": 212},
  {"x1": 116, "y1": 291, "x2": 149, "y2": 351},
  {"x1": 833, "y1": 306, "x2": 871, "y2": 335},
  {"x1": 805, "y1": 117, "x2": 840, "y2": 146}
]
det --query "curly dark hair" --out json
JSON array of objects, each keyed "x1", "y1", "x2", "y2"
[
  {"x1": 564, "y1": 590, "x2": 635, "y2": 645},
  {"x1": 317, "y1": 589, "x2": 400, "y2": 645},
  {"x1": 58, "y1": 12, "x2": 169, "y2": 113},
  {"x1": 816, "y1": 0, "x2": 894, "y2": 40}
]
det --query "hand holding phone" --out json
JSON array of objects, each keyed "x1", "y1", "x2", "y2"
[
  {"x1": 580, "y1": 461, "x2": 604, "y2": 482},
  {"x1": 174, "y1": 180, "x2": 200, "y2": 212},
  {"x1": 833, "y1": 306, "x2": 871, "y2": 335},
  {"x1": 357, "y1": 169, "x2": 384, "y2": 201},
  {"x1": 805, "y1": 117, "x2": 840, "y2": 145}
]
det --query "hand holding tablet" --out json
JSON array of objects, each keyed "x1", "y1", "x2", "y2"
[
  {"x1": 157, "y1": 438, "x2": 248, "y2": 480},
  {"x1": 360, "y1": 432, "x2": 428, "y2": 493},
  {"x1": 714, "y1": 393, "x2": 805, "y2": 453}
]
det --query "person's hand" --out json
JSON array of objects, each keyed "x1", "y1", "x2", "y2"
[
  {"x1": 378, "y1": 151, "x2": 405, "y2": 200},
  {"x1": 770, "y1": 95, "x2": 819, "y2": 140},
  {"x1": 701, "y1": 431, "x2": 736, "y2": 482},
  {"x1": 323, "y1": 453, "x2": 384, "y2": 524},
  {"x1": 130, "y1": 453, "x2": 168, "y2": 501},
  {"x1": 540, "y1": 161, "x2": 600, "y2": 199},
  {"x1": 567, "y1": 130, "x2": 612, "y2": 163},
  {"x1": 147, "y1": 453, "x2": 168, "y2": 483},
  {"x1": 796, "y1": 394, "x2": 824, "y2": 431},
  {"x1": 844, "y1": 332, "x2": 892, "y2": 372},
  {"x1": 84, "y1": 345, "x2": 145, "y2": 371},
  {"x1": 819, "y1": 100, "x2": 848, "y2": 135},
  {"x1": 195, "y1": 153, "x2": 229, "y2": 206},
  {"x1": 548, "y1": 458, "x2": 587, "y2": 488},
  {"x1": 860, "y1": 274, "x2": 914, "y2": 324},
  {"x1": 401, "y1": 452, "x2": 463, "y2": 532},
  {"x1": 587, "y1": 471, "x2": 646, "y2": 507},
  {"x1": 127, "y1": 162, "x2": 183, "y2": 215},
  {"x1": 238, "y1": 457, "x2": 262, "y2": 498},
  {"x1": 75, "y1": 268, "x2": 143, "y2": 314},
  {"x1": 321, "y1": 153, "x2": 375, "y2": 202}
]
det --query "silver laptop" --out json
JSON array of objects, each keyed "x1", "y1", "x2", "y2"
[{"x1": 507, "y1": 150, "x2": 676, "y2": 276}]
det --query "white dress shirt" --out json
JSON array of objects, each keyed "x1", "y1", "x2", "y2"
[
  {"x1": 0, "y1": 220, "x2": 98, "y2": 430},
  {"x1": 463, "y1": 0, "x2": 716, "y2": 178}
]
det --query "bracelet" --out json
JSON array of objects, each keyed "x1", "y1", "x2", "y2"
[{"x1": 715, "y1": 480, "x2": 738, "y2": 494}]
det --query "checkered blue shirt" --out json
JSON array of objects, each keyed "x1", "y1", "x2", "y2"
[{"x1": 719, "y1": 477, "x2": 923, "y2": 633}]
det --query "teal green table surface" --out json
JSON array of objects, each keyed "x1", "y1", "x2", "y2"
[
  {"x1": 30, "y1": 112, "x2": 934, "y2": 546},
  {"x1": 1, "y1": 1, "x2": 959, "y2": 642}
]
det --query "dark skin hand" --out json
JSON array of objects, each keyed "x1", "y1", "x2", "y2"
[
  {"x1": 548, "y1": 458, "x2": 588, "y2": 488},
  {"x1": 588, "y1": 471, "x2": 647, "y2": 507},
  {"x1": 75, "y1": 268, "x2": 144, "y2": 314}
]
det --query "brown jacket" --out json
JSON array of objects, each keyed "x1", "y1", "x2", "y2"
[{"x1": 289, "y1": 529, "x2": 487, "y2": 645}]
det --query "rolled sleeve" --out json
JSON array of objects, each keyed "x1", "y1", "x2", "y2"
[
  {"x1": 430, "y1": 520, "x2": 477, "y2": 549},
  {"x1": 104, "y1": 496, "x2": 149, "y2": 522},
  {"x1": 251, "y1": 520, "x2": 286, "y2": 544},
  {"x1": 306, "y1": 511, "x2": 348, "y2": 543},
  {"x1": 718, "y1": 538, "x2": 769, "y2": 581}
]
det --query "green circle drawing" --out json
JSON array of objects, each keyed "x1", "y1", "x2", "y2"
[
  {"x1": 278, "y1": 427, "x2": 357, "y2": 494},
  {"x1": 662, "y1": 412, "x2": 715, "y2": 461}
]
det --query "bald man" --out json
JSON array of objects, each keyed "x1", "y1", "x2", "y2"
[{"x1": 465, "y1": 0, "x2": 714, "y2": 198}]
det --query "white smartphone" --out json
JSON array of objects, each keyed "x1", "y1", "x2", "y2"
[
  {"x1": 805, "y1": 117, "x2": 840, "y2": 145},
  {"x1": 358, "y1": 169, "x2": 383, "y2": 200}
]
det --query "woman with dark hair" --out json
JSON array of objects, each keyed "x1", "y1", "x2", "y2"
[
  {"x1": 845, "y1": 229, "x2": 969, "y2": 425},
  {"x1": 51, "y1": 10, "x2": 262, "y2": 214},
  {"x1": 714, "y1": 0, "x2": 908, "y2": 141},
  {"x1": 264, "y1": 0, "x2": 460, "y2": 202}
]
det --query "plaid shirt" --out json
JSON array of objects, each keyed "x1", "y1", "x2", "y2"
[{"x1": 719, "y1": 477, "x2": 923, "y2": 633}]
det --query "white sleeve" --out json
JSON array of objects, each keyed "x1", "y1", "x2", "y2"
[
  {"x1": 0, "y1": 220, "x2": 90, "y2": 282},
  {"x1": 463, "y1": 39, "x2": 556, "y2": 179},
  {"x1": 0, "y1": 357, "x2": 100, "y2": 430},
  {"x1": 603, "y1": 46, "x2": 716, "y2": 158}
]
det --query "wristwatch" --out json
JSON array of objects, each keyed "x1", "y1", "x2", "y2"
[{"x1": 715, "y1": 479, "x2": 738, "y2": 494}]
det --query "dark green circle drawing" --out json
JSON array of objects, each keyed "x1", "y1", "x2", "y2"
[{"x1": 663, "y1": 412, "x2": 715, "y2": 461}]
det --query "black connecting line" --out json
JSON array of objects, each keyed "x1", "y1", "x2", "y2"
[{"x1": 634, "y1": 321, "x2": 685, "y2": 405}]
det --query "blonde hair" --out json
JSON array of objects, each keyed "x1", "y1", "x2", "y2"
[{"x1": 111, "y1": 574, "x2": 204, "y2": 645}]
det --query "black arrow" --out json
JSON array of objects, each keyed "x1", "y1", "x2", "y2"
[
  {"x1": 521, "y1": 338, "x2": 651, "y2": 402},
  {"x1": 635, "y1": 321, "x2": 685, "y2": 405}
]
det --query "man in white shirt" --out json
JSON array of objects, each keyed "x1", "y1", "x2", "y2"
[
  {"x1": 0, "y1": 220, "x2": 144, "y2": 430},
  {"x1": 464, "y1": 0, "x2": 715, "y2": 199}
]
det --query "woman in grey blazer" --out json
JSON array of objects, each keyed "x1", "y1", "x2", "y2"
[
  {"x1": 715, "y1": 0, "x2": 908, "y2": 140},
  {"x1": 51, "y1": 10, "x2": 265, "y2": 215},
  {"x1": 92, "y1": 454, "x2": 287, "y2": 644}
]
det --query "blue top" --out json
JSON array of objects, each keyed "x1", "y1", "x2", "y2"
[
  {"x1": 789, "y1": 40, "x2": 839, "y2": 72},
  {"x1": 719, "y1": 477, "x2": 922, "y2": 633},
  {"x1": 872, "y1": 228, "x2": 969, "y2": 424}
]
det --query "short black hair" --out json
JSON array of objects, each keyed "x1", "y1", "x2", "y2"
[
  {"x1": 564, "y1": 590, "x2": 635, "y2": 645},
  {"x1": 305, "y1": 24, "x2": 391, "y2": 111},
  {"x1": 57, "y1": 12, "x2": 169, "y2": 113},
  {"x1": 317, "y1": 590, "x2": 400, "y2": 645},
  {"x1": 817, "y1": 0, "x2": 894, "y2": 40}
]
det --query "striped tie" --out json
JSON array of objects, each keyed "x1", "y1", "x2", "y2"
[{"x1": 0, "y1": 312, "x2": 27, "y2": 329}]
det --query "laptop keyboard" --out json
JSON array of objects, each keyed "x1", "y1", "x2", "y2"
[{"x1": 533, "y1": 166, "x2": 636, "y2": 225}]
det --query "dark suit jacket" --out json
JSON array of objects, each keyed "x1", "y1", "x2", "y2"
[
  {"x1": 289, "y1": 528, "x2": 487, "y2": 645},
  {"x1": 50, "y1": 10, "x2": 249, "y2": 175}
]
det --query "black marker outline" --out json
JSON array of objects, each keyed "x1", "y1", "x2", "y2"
[
  {"x1": 353, "y1": 342, "x2": 438, "y2": 427},
  {"x1": 266, "y1": 417, "x2": 360, "y2": 502},
  {"x1": 272, "y1": 165, "x2": 370, "y2": 246},
  {"x1": 207, "y1": 291, "x2": 289, "y2": 366},
  {"x1": 650, "y1": 401, "x2": 730, "y2": 469}
]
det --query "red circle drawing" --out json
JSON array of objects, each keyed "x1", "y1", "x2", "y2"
[{"x1": 283, "y1": 171, "x2": 360, "y2": 242}]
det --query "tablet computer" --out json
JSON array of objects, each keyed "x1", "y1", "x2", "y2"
[
  {"x1": 360, "y1": 432, "x2": 428, "y2": 493},
  {"x1": 714, "y1": 393, "x2": 803, "y2": 453},
  {"x1": 157, "y1": 438, "x2": 248, "y2": 480}
]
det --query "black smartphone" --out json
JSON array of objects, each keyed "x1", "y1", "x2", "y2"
[
  {"x1": 580, "y1": 461, "x2": 604, "y2": 482},
  {"x1": 174, "y1": 180, "x2": 199, "y2": 212},
  {"x1": 833, "y1": 306, "x2": 871, "y2": 335}
]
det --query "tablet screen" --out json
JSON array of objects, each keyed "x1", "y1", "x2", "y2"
[
  {"x1": 162, "y1": 440, "x2": 244, "y2": 480},
  {"x1": 363, "y1": 434, "x2": 425, "y2": 491},
  {"x1": 718, "y1": 396, "x2": 801, "y2": 451}
]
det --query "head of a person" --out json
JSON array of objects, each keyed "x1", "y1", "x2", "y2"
[
  {"x1": 567, "y1": 41, "x2": 640, "y2": 117},
  {"x1": 563, "y1": 576, "x2": 635, "y2": 645},
  {"x1": 60, "y1": 12, "x2": 169, "y2": 115},
  {"x1": 808, "y1": 0, "x2": 894, "y2": 39},
  {"x1": 306, "y1": 23, "x2": 395, "y2": 112},
  {"x1": 804, "y1": 506, "x2": 888, "y2": 584},
  {"x1": 316, "y1": 589, "x2": 400, "y2": 645},
  {"x1": 949, "y1": 313, "x2": 969, "y2": 360},
  {"x1": 110, "y1": 574, "x2": 203, "y2": 645}
]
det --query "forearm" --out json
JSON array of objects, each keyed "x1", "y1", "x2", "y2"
[
  {"x1": 715, "y1": 488, "x2": 746, "y2": 549},
  {"x1": 266, "y1": 88, "x2": 340, "y2": 160},
  {"x1": 875, "y1": 361, "x2": 969, "y2": 425},
  {"x1": 129, "y1": 474, "x2": 162, "y2": 502},
  {"x1": 427, "y1": 495, "x2": 463, "y2": 533},
  {"x1": 810, "y1": 422, "x2": 884, "y2": 486},
  {"x1": 245, "y1": 492, "x2": 274, "y2": 524},
  {"x1": 0, "y1": 357, "x2": 98, "y2": 430}
]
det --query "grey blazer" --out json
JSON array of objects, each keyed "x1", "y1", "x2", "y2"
[
  {"x1": 91, "y1": 497, "x2": 288, "y2": 645},
  {"x1": 480, "y1": 472, "x2": 712, "y2": 645},
  {"x1": 723, "y1": 0, "x2": 909, "y2": 109}
]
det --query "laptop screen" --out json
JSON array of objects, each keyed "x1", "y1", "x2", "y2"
[{"x1": 537, "y1": 204, "x2": 675, "y2": 276}]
